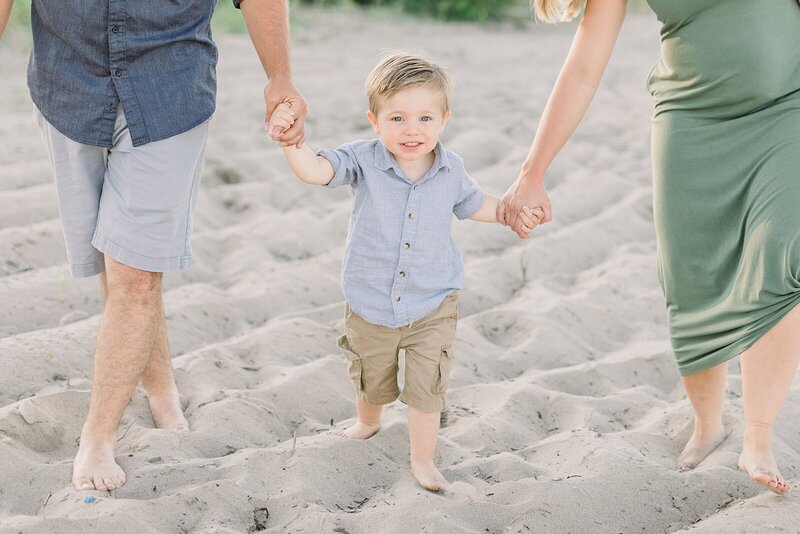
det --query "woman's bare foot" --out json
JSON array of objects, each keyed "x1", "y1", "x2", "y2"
[
  {"x1": 738, "y1": 427, "x2": 791, "y2": 495},
  {"x1": 340, "y1": 421, "x2": 381, "y2": 440},
  {"x1": 411, "y1": 457, "x2": 448, "y2": 492},
  {"x1": 147, "y1": 393, "x2": 189, "y2": 431},
  {"x1": 677, "y1": 424, "x2": 727, "y2": 471},
  {"x1": 71, "y1": 427, "x2": 126, "y2": 491}
]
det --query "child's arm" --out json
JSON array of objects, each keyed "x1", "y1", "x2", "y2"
[
  {"x1": 469, "y1": 194, "x2": 544, "y2": 235},
  {"x1": 270, "y1": 102, "x2": 334, "y2": 185},
  {"x1": 282, "y1": 144, "x2": 335, "y2": 186},
  {"x1": 469, "y1": 193, "x2": 501, "y2": 223},
  {"x1": 0, "y1": 0, "x2": 13, "y2": 39}
]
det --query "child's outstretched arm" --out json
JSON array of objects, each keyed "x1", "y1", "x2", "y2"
[
  {"x1": 270, "y1": 102, "x2": 335, "y2": 185},
  {"x1": 470, "y1": 194, "x2": 543, "y2": 235}
]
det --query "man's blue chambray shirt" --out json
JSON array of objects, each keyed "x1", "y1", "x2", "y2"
[
  {"x1": 319, "y1": 139, "x2": 485, "y2": 328},
  {"x1": 27, "y1": 0, "x2": 243, "y2": 148}
]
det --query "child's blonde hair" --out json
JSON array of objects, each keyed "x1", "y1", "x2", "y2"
[
  {"x1": 365, "y1": 52, "x2": 453, "y2": 115},
  {"x1": 532, "y1": 0, "x2": 587, "y2": 22}
]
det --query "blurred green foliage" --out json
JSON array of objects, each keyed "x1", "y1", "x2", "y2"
[{"x1": 297, "y1": 0, "x2": 518, "y2": 21}]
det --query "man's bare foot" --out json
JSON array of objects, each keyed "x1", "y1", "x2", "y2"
[
  {"x1": 147, "y1": 394, "x2": 189, "y2": 431},
  {"x1": 411, "y1": 457, "x2": 448, "y2": 492},
  {"x1": 340, "y1": 421, "x2": 381, "y2": 440},
  {"x1": 677, "y1": 425, "x2": 727, "y2": 471},
  {"x1": 738, "y1": 428, "x2": 791, "y2": 495},
  {"x1": 71, "y1": 428, "x2": 126, "y2": 491}
]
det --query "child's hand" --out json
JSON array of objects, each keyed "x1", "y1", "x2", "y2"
[
  {"x1": 519, "y1": 206, "x2": 545, "y2": 236},
  {"x1": 267, "y1": 101, "x2": 296, "y2": 142}
]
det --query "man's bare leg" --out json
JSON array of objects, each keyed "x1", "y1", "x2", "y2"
[
  {"x1": 678, "y1": 362, "x2": 728, "y2": 471},
  {"x1": 409, "y1": 407, "x2": 447, "y2": 492},
  {"x1": 98, "y1": 274, "x2": 188, "y2": 431},
  {"x1": 141, "y1": 303, "x2": 189, "y2": 431},
  {"x1": 71, "y1": 257, "x2": 162, "y2": 491},
  {"x1": 739, "y1": 304, "x2": 800, "y2": 495}
]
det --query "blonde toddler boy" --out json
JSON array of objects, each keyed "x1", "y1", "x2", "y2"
[{"x1": 268, "y1": 52, "x2": 542, "y2": 491}]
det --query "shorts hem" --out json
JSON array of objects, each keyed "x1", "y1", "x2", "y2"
[
  {"x1": 69, "y1": 258, "x2": 107, "y2": 278},
  {"x1": 92, "y1": 234, "x2": 192, "y2": 273},
  {"x1": 357, "y1": 391, "x2": 400, "y2": 406}
]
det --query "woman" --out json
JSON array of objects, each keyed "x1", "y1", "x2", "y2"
[{"x1": 499, "y1": 0, "x2": 800, "y2": 495}]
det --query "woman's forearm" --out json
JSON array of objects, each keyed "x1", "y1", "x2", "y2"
[
  {"x1": 522, "y1": 0, "x2": 627, "y2": 183},
  {"x1": 0, "y1": 0, "x2": 14, "y2": 39}
]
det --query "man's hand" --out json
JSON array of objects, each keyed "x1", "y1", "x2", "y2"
[
  {"x1": 263, "y1": 78, "x2": 307, "y2": 148},
  {"x1": 497, "y1": 172, "x2": 552, "y2": 239}
]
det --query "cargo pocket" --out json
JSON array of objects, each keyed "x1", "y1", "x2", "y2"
[
  {"x1": 433, "y1": 346, "x2": 453, "y2": 394},
  {"x1": 337, "y1": 334, "x2": 364, "y2": 392}
]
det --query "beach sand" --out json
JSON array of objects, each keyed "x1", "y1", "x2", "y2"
[{"x1": 0, "y1": 7, "x2": 798, "y2": 533}]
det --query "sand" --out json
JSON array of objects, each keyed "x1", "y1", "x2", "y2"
[{"x1": 0, "y1": 7, "x2": 798, "y2": 533}]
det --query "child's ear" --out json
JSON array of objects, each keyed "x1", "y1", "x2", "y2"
[
  {"x1": 442, "y1": 110, "x2": 451, "y2": 128},
  {"x1": 366, "y1": 110, "x2": 380, "y2": 134}
]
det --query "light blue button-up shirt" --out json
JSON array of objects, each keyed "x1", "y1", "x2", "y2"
[{"x1": 319, "y1": 139, "x2": 485, "y2": 328}]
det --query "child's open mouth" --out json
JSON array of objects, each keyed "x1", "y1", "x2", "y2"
[{"x1": 401, "y1": 142, "x2": 423, "y2": 149}]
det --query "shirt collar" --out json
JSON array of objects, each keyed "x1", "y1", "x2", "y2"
[{"x1": 374, "y1": 139, "x2": 451, "y2": 183}]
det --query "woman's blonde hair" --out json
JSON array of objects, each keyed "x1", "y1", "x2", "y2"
[
  {"x1": 532, "y1": 0, "x2": 587, "y2": 23},
  {"x1": 365, "y1": 52, "x2": 453, "y2": 115}
]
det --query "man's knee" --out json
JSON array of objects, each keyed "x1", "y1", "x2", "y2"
[{"x1": 105, "y1": 257, "x2": 162, "y2": 304}]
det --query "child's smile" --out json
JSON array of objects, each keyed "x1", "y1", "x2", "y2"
[{"x1": 367, "y1": 86, "x2": 450, "y2": 179}]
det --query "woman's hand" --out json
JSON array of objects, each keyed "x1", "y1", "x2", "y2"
[{"x1": 498, "y1": 172, "x2": 552, "y2": 239}]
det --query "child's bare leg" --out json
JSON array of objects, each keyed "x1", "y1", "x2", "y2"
[
  {"x1": 341, "y1": 396, "x2": 383, "y2": 439},
  {"x1": 409, "y1": 406, "x2": 447, "y2": 491}
]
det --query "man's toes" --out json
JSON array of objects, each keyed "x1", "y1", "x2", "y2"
[
  {"x1": 103, "y1": 477, "x2": 117, "y2": 491},
  {"x1": 73, "y1": 477, "x2": 94, "y2": 491},
  {"x1": 92, "y1": 477, "x2": 108, "y2": 491}
]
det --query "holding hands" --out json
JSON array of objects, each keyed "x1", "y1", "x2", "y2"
[
  {"x1": 263, "y1": 80, "x2": 307, "y2": 148},
  {"x1": 498, "y1": 172, "x2": 552, "y2": 239}
]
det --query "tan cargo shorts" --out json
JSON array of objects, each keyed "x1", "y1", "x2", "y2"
[{"x1": 337, "y1": 292, "x2": 459, "y2": 413}]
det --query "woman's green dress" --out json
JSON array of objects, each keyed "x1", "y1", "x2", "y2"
[{"x1": 646, "y1": 0, "x2": 800, "y2": 375}]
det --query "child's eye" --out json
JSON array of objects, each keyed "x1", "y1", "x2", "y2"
[
  {"x1": 390, "y1": 116, "x2": 403, "y2": 122},
  {"x1": 420, "y1": 116, "x2": 432, "y2": 122}
]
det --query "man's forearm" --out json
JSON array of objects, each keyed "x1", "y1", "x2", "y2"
[
  {"x1": 0, "y1": 0, "x2": 14, "y2": 39},
  {"x1": 240, "y1": 0, "x2": 291, "y2": 79}
]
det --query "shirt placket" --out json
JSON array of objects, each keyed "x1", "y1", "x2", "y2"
[
  {"x1": 107, "y1": 0, "x2": 146, "y2": 144},
  {"x1": 391, "y1": 181, "x2": 421, "y2": 326},
  {"x1": 108, "y1": 1, "x2": 127, "y2": 89}
]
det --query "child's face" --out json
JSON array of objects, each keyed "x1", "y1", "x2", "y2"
[{"x1": 367, "y1": 86, "x2": 450, "y2": 165}]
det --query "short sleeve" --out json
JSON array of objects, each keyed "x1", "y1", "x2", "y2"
[
  {"x1": 317, "y1": 142, "x2": 364, "y2": 189},
  {"x1": 453, "y1": 171, "x2": 485, "y2": 220}
]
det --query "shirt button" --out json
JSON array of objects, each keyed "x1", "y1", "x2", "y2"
[
  {"x1": 403, "y1": 242, "x2": 410, "y2": 249},
  {"x1": 412, "y1": 185, "x2": 418, "y2": 191},
  {"x1": 113, "y1": 68, "x2": 122, "y2": 77},
  {"x1": 398, "y1": 271, "x2": 406, "y2": 278},
  {"x1": 394, "y1": 296, "x2": 401, "y2": 302},
  {"x1": 111, "y1": 25, "x2": 120, "y2": 33},
  {"x1": 408, "y1": 213, "x2": 415, "y2": 219}
]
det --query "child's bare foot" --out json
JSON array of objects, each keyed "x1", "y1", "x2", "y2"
[
  {"x1": 738, "y1": 427, "x2": 791, "y2": 495},
  {"x1": 411, "y1": 457, "x2": 448, "y2": 492},
  {"x1": 677, "y1": 424, "x2": 727, "y2": 471},
  {"x1": 340, "y1": 421, "x2": 381, "y2": 440}
]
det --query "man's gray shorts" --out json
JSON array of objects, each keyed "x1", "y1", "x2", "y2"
[{"x1": 34, "y1": 106, "x2": 209, "y2": 277}]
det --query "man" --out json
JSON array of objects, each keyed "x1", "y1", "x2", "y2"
[{"x1": 0, "y1": 0, "x2": 306, "y2": 491}]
